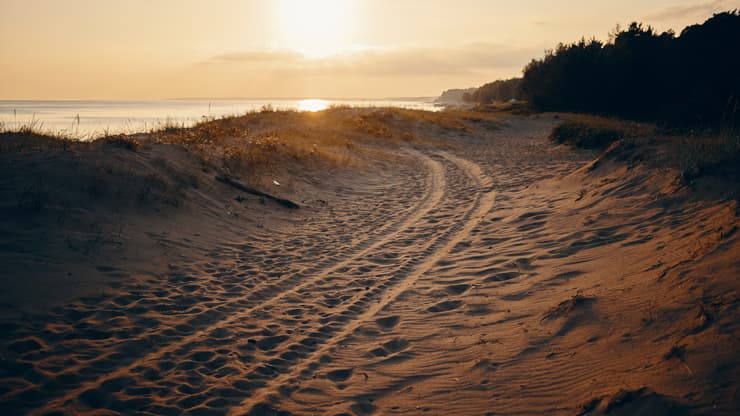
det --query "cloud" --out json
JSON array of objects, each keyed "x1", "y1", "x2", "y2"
[
  {"x1": 198, "y1": 43, "x2": 537, "y2": 78},
  {"x1": 644, "y1": 0, "x2": 739, "y2": 22},
  {"x1": 180, "y1": 43, "x2": 539, "y2": 98},
  {"x1": 201, "y1": 50, "x2": 303, "y2": 65}
]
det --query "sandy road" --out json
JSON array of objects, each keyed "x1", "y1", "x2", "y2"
[
  {"x1": 232, "y1": 151, "x2": 496, "y2": 414},
  {"x1": 1, "y1": 146, "x2": 496, "y2": 415}
]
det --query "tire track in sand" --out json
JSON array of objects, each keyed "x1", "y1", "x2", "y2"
[
  {"x1": 33, "y1": 149, "x2": 447, "y2": 415},
  {"x1": 232, "y1": 151, "x2": 496, "y2": 415},
  {"x1": 104, "y1": 149, "x2": 483, "y2": 414}
]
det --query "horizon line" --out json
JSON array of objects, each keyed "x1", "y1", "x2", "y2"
[{"x1": 0, "y1": 96, "x2": 438, "y2": 102}]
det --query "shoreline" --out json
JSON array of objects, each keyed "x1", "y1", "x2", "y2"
[{"x1": 0, "y1": 99, "x2": 445, "y2": 140}]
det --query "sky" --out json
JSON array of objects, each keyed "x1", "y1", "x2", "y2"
[{"x1": 1, "y1": 0, "x2": 738, "y2": 100}]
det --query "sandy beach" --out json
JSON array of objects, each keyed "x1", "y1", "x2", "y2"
[{"x1": 0, "y1": 108, "x2": 738, "y2": 415}]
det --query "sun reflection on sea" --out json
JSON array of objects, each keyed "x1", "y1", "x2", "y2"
[{"x1": 298, "y1": 99, "x2": 330, "y2": 112}]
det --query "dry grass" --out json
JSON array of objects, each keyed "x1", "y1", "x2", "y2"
[
  {"x1": 654, "y1": 129, "x2": 740, "y2": 176},
  {"x1": 145, "y1": 106, "x2": 480, "y2": 177},
  {"x1": 391, "y1": 108, "x2": 472, "y2": 132},
  {"x1": 550, "y1": 115, "x2": 655, "y2": 150},
  {"x1": 330, "y1": 107, "x2": 492, "y2": 150},
  {"x1": 150, "y1": 111, "x2": 363, "y2": 176},
  {"x1": 2, "y1": 107, "x2": 498, "y2": 195},
  {"x1": 0, "y1": 128, "x2": 192, "y2": 213},
  {"x1": 99, "y1": 136, "x2": 142, "y2": 152},
  {"x1": 472, "y1": 101, "x2": 535, "y2": 115},
  {"x1": 1, "y1": 122, "x2": 141, "y2": 153},
  {"x1": 351, "y1": 111, "x2": 395, "y2": 138},
  {"x1": 0, "y1": 123, "x2": 77, "y2": 153},
  {"x1": 555, "y1": 114, "x2": 740, "y2": 185}
]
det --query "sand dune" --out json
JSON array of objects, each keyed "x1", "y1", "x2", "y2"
[{"x1": 1, "y1": 110, "x2": 738, "y2": 415}]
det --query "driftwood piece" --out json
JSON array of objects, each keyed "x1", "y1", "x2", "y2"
[{"x1": 215, "y1": 175, "x2": 300, "y2": 209}]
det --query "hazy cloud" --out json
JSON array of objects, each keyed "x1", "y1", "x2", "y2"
[
  {"x1": 644, "y1": 0, "x2": 739, "y2": 22},
  {"x1": 199, "y1": 43, "x2": 537, "y2": 78},
  {"x1": 202, "y1": 50, "x2": 303, "y2": 65}
]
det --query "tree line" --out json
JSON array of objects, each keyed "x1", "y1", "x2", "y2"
[
  {"x1": 468, "y1": 11, "x2": 740, "y2": 128},
  {"x1": 463, "y1": 78, "x2": 521, "y2": 104}
]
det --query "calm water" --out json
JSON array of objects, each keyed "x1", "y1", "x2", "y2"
[{"x1": 0, "y1": 98, "x2": 441, "y2": 138}]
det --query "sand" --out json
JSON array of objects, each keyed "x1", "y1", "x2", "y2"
[{"x1": 0, "y1": 110, "x2": 738, "y2": 415}]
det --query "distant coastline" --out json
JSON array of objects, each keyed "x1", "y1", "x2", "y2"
[{"x1": 0, "y1": 98, "x2": 442, "y2": 138}]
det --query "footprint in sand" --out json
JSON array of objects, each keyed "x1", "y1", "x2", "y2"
[
  {"x1": 326, "y1": 368, "x2": 353, "y2": 382},
  {"x1": 375, "y1": 315, "x2": 400, "y2": 329},
  {"x1": 445, "y1": 283, "x2": 470, "y2": 295}
]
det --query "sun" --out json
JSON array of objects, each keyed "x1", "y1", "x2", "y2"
[
  {"x1": 277, "y1": 0, "x2": 356, "y2": 58},
  {"x1": 297, "y1": 99, "x2": 330, "y2": 112}
]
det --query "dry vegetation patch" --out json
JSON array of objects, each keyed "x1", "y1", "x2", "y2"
[
  {"x1": 139, "y1": 107, "x2": 489, "y2": 179},
  {"x1": 654, "y1": 130, "x2": 740, "y2": 181},
  {"x1": 146, "y1": 110, "x2": 373, "y2": 177},
  {"x1": 550, "y1": 115, "x2": 655, "y2": 150},
  {"x1": 0, "y1": 131, "x2": 195, "y2": 213},
  {"x1": 551, "y1": 115, "x2": 740, "y2": 188},
  {"x1": 1, "y1": 107, "x2": 501, "y2": 204}
]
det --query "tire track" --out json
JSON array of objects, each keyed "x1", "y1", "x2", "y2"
[
  {"x1": 31, "y1": 149, "x2": 448, "y2": 415},
  {"x1": 232, "y1": 151, "x2": 496, "y2": 415},
  {"x1": 125, "y1": 150, "x2": 482, "y2": 414},
  {"x1": 8, "y1": 176, "x2": 424, "y2": 414}
]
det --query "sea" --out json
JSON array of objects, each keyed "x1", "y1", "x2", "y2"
[{"x1": 0, "y1": 98, "x2": 442, "y2": 139}]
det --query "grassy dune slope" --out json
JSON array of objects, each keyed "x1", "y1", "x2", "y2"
[{"x1": 0, "y1": 108, "x2": 490, "y2": 315}]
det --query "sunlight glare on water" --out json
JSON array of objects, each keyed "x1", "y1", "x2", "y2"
[{"x1": 298, "y1": 99, "x2": 330, "y2": 112}]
